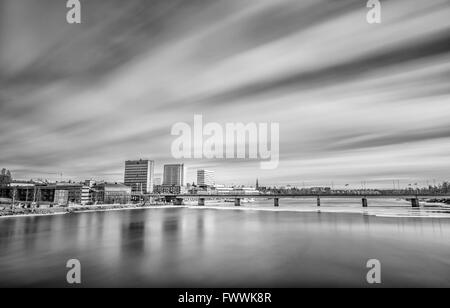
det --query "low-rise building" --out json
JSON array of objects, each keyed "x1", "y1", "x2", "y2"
[
  {"x1": 92, "y1": 183, "x2": 131, "y2": 204},
  {"x1": 212, "y1": 185, "x2": 259, "y2": 195},
  {"x1": 81, "y1": 186, "x2": 91, "y2": 205},
  {"x1": 55, "y1": 183, "x2": 83, "y2": 204},
  {"x1": 54, "y1": 190, "x2": 69, "y2": 206},
  {"x1": 154, "y1": 184, "x2": 186, "y2": 195}
]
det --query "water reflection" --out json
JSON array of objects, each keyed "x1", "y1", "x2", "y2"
[
  {"x1": 121, "y1": 220, "x2": 146, "y2": 253},
  {"x1": 0, "y1": 205, "x2": 450, "y2": 287},
  {"x1": 196, "y1": 212, "x2": 205, "y2": 245}
]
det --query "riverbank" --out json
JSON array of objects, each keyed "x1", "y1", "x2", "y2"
[
  {"x1": 0, "y1": 203, "x2": 167, "y2": 218},
  {"x1": 2, "y1": 199, "x2": 450, "y2": 219},
  {"x1": 424, "y1": 198, "x2": 450, "y2": 205}
]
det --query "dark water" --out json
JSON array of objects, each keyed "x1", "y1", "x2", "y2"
[{"x1": 1, "y1": 205, "x2": 450, "y2": 287}]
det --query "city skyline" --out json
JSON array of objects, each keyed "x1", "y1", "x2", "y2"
[
  {"x1": 1, "y1": 0, "x2": 450, "y2": 188},
  {"x1": 1, "y1": 160, "x2": 448, "y2": 191},
  {"x1": 1, "y1": 0, "x2": 450, "y2": 290}
]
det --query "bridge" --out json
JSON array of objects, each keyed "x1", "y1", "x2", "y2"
[{"x1": 133, "y1": 193, "x2": 450, "y2": 208}]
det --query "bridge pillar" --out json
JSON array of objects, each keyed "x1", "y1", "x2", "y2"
[
  {"x1": 317, "y1": 196, "x2": 321, "y2": 207},
  {"x1": 234, "y1": 198, "x2": 241, "y2": 206},
  {"x1": 173, "y1": 198, "x2": 184, "y2": 206},
  {"x1": 165, "y1": 196, "x2": 174, "y2": 204},
  {"x1": 274, "y1": 198, "x2": 279, "y2": 207},
  {"x1": 362, "y1": 198, "x2": 368, "y2": 207},
  {"x1": 411, "y1": 198, "x2": 420, "y2": 208},
  {"x1": 198, "y1": 198, "x2": 205, "y2": 206}
]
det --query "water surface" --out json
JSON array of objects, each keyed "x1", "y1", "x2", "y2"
[{"x1": 1, "y1": 199, "x2": 449, "y2": 287}]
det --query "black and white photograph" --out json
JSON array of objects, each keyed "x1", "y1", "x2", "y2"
[{"x1": 1, "y1": 0, "x2": 450, "y2": 295}]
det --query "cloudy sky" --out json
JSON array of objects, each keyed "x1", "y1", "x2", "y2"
[{"x1": 0, "y1": 0, "x2": 449, "y2": 188}]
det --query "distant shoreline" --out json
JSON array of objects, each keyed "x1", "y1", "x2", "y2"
[
  {"x1": 1, "y1": 200, "x2": 450, "y2": 219},
  {"x1": 0, "y1": 204, "x2": 164, "y2": 218}
]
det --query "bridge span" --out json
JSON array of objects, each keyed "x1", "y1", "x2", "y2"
[{"x1": 132, "y1": 194, "x2": 450, "y2": 208}]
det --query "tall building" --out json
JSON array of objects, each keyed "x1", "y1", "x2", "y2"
[
  {"x1": 0, "y1": 168, "x2": 12, "y2": 186},
  {"x1": 197, "y1": 169, "x2": 215, "y2": 187},
  {"x1": 124, "y1": 159, "x2": 154, "y2": 193},
  {"x1": 163, "y1": 164, "x2": 186, "y2": 186}
]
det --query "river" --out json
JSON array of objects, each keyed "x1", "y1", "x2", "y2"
[{"x1": 1, "y1": 198, "x2": 449, "y2": 287}]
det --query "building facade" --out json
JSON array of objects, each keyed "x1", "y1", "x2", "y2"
[
  {"x1": 55, "y1": 183, "x2": 83, "y2": 204},
  {"x1": 124, "y1": 159, "x2": 154, "y2": 193},
  {"x1": 0, "y1": 168, "x2": 12, "y2": 186},
  {"x1": 213, "y1": 185, "x2": 260, "y2": 195},
  {"x1": 154, "y1": 175, "x2": 162, "y2": 186},
  {"x1": 154, "y1": 184, "x2": 186, "y2": 195},
  {"x1": 197, "y1": 169, "x2": 215, "y2": 187},
  {"x1": 93, "y1": 183, "x2": 131, "y2": 204},
  {"x1": 163, "y1": 164, "x2": 186, "y2": 186},
  {"x1": 1, "y1": 181, "x2": 132, "y2": 206},
  {"x1": 54, "y1": 190, "x2": 69, "y2": 206}
]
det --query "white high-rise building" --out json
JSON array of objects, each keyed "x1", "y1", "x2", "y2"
[
  {"x1": 124, "y1": 159, "x2": 154, "y2": 193},
  {"x1": 154, "y1": 175, "x2": 162, "y2": 186},
  {"x1": 163, "y1": 164, "x2": 186, "y2": 186},
  {"x1": 197, "y1": 169, "x2": 215, "y2": 187}
]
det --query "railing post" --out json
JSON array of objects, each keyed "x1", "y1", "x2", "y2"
[
  {"x1": 317, "y1": 195, "x2": 321, "y2": 207},
  {"x1": 274, "y1": 198, "x2": 279, "y2": 207},
  {"x1": 235, "y1": 198, "x2": 241, "y2": 206},
  {"x1": 411, "y1": 198, "x2": 420, "y2": 207},
  {"x1": 198, "y1": 198, "x2": 205, "y2": 206}
]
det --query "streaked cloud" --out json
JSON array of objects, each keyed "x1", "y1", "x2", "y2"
[{"x1": 0, "y1": 0, "x2": 449, "y2": 188}]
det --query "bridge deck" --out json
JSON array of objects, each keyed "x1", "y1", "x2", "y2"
[{"x1": 136, "y1": 194, "x2": 450, "y2": 199}]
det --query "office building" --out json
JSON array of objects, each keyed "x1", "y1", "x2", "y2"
[
  {"x1": 93, "y1": 183, "x2": 131, "y2": 204},
  {"x1": 163, "y1": 164, "x2": 186, "y2": 186},
  {"x1": 124, "y1": 159, "x2": 154, "y2": 193},
  {"x1": 197, "y1": 169, "x2": 215, "y2": 187}
]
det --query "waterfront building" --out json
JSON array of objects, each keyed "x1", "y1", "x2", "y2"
[
  {"x1": 232, "y1": 187, "x2": 259, "y2": 195},
  {"x1": 93, "y1": 183, "x2": 131, "y2": 204},
  {"x1": 55, "y1": 183, "x2": 83, "y2": 204},
  {"x1": 1, "y1": 181, "x2": 131, "y2": 206},
  {"x1": 213, "y1": 185, "x2": 259, "y2": 195},
  {"x1": 81, "y1": 185, "x2": 91, "y2": 205},
  {"x1": 197, "y1": 169, "x2": 215, "y2": 188},
  {"x1": 154, "y1": 184, "x2": 186, "y2": 195},
  {"x1": 54, "y1": 190, "x2": 69, "y2": 206},
  {"x1": 309, "y1": 187, "x2": 332, "y2": 194},
  {"x1": 124, "y1": 159, "x2": 154, "y2": 194},
  {"x1": 214, "y1": 185, "x2": 234, "y2": 195},
  {"x1": 163, "y1": 164, "x2": 186, "y2": 186}
]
